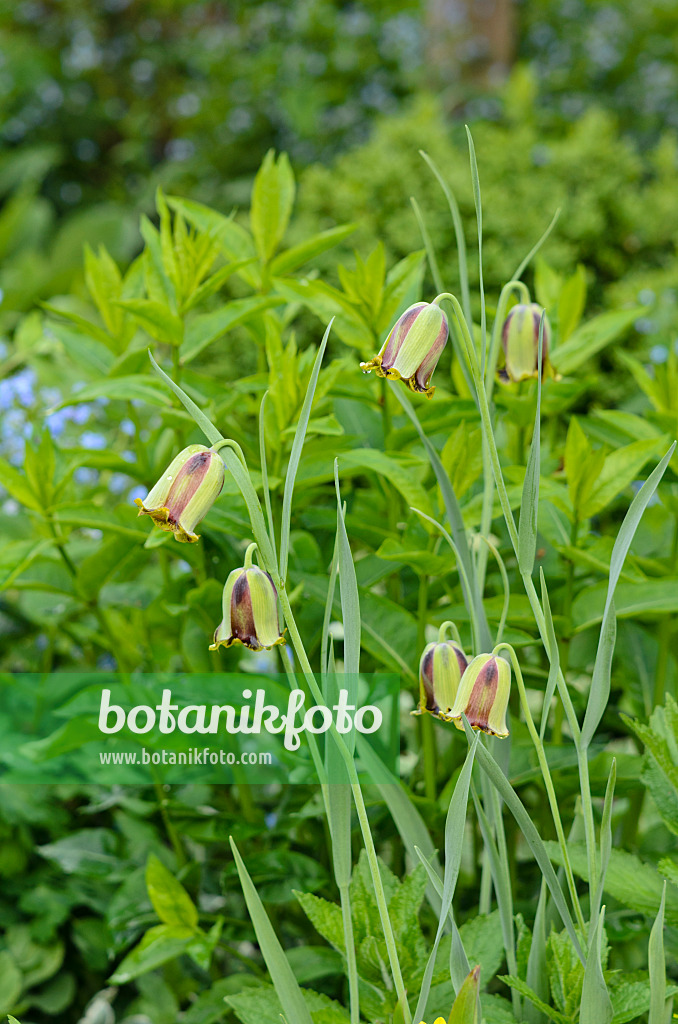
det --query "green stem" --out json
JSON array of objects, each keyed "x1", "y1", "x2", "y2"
[
  {"x1": 653, "y1": 514, "x2": 678, "y2": 707},
  {"x1": 153, "y1": 779, "x2": 186, "y2": 866},
  {"x1": 339, "y1": 882, "x2": 360, "y2": 1024},
  {"x1": 493, "y1": 643, "x2": 587, "y2": 932},
  {"x1": 446, "y1": 292, "x2": 598, "y2": 913},
  {"x1": 417, "y1": 571, "x2": 437, "y2": 801},
  {"x1": 278, "y1": 587, "x2": 410, "y2": 1023}
]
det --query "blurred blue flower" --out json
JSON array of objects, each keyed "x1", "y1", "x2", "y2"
[
  {"x1": 80, "y1": 431, "x2": 107, "y2": 450},
  {"x1": 70, "y1": 404, "x2": 92, "y2": 425},
  {"x1": 129, "y1": 485, "x2": 146, "y2": 503},
  {"x1": 74, "y1": 467, "x2": 99, "y2": 484},
  {"x1": 109, "y1": 472, "x2": 133, "y2": 494},
  {"x1": 46, "y1": 410, "x2": 69, "y2": 436},
  {"x1": 120, "y1": 418, "x2": 136, "y2": 436}
]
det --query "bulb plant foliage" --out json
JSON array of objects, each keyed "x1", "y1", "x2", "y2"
[{"x1": 0, "y1": 141, "x2": 677, "y2": 1024}]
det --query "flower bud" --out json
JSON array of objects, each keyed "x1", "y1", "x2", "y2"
[
  {"x1": 416, "y1": 640, "x2": 469, "y2": 720},
  {"x1": 360, "y1": 301, "x2": 449, "y2": 398},
  {"x1": 135, "y1": 444, "x2": 225, "y2": 543},
  {"x1": 449, "y1": 654, "x2": 510, "y2": 738},
  {"x1": 448, "y1": 966, "x2": 481, "y2": 1024},
  {"x1": 501, "y1": 303, "x2": 552, "y2": 383},
  {"x1": 210, "y1": 561, "x2": 285, "y2": 652}
]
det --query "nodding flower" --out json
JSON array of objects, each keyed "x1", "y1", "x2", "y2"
[
  {"x1": 210, "y1": 544, "x2": 286, "y2": 653},
  {"x1": 415, "y1": 639, "x2": 469, "y2": 721},
  {"x1": 360, "y1": 300, "x2": 449, "y2": 398},
  {"x1": 500, "y1": 302, "x2": 554, "y2": 383},
  {"x1": 134, "y1": 444, "x2": 225, "y2": 543},
  {"x1": 448, "y1": 654, "x2": 511, "y2": 738}
]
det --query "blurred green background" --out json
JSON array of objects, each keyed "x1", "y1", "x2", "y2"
[{"x1": 1, "y1": 0, "x2": 677, "y2": 319}]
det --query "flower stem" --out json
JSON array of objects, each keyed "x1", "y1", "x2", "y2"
[
  {"x1": 277, "y1": 587, "x2": 411, "y2": 1022},
  {"x1": 493, "y1": 643, "x2": 586, "y2": 932},
  {"x1": 446, "y1": 291, "x2": 599, "y2": 914}
]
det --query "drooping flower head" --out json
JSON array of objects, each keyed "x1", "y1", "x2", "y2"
[
  {"x1": 416, "y1": 639, "x2": 469, "y2": 721},
  {"x1": 135, "y1": 444, "x2": 225, "y2": 543},
  {"x1": 449, "y1": 654, "x2": 510, "y2": 738},
  {"x1": 361, "y1": 300, "x2": 449, "y2": 398},
  {"x1": 210, "y1": 544, "x2": 285, "y2": 652},
  {"x1": 500, "y1": 302, "x2": 553, "y2": 383}
]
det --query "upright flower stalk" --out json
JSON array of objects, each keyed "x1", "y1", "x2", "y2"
[{"x1": 441, "y1": 288, "x2": 599, "y2": 902}]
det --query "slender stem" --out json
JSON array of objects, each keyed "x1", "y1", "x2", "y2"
[
  {"x1": 172, "y1": 340, "x2": 181, "y2": 382},
  {"x1": 554, "y1": 516, "x2": 579, "y2": 745},
  {"x1": 277, "y1": 588, "x2": 411, "y2": 1022},
  {"x1": 153, "y1": 779, "x2": 186, "y2": 866},
  {"x1": 493, "y1": 643, "x2": 587, "y2": 932},
  {"x1": 417, "y1": 571, "x2": 437, "y2": 801},
  {"x1": 339, "y1": 882, "x2": 360, "y2": 1024},
  {"x1": 439, "y1": 620, "x2": 463, "y2": 645},
  {"x1": 654, "y1": 514, "x2": 678, "y2": 707},
  {"x1": 446, "y1": 291, "x2": 599, "y2": 909}
]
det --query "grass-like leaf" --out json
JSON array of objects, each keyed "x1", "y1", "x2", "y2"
[
  {"x1": 582, "y1": 441, "x2": 676, "y2": 748},
  {"x1": 580, "y1": 907, "x2": 613, "y2": 1024},
  {"x1": 461, "y1": 718, "x2": 584, "y2": 963},
  {"x1": 648, "y1": 882, "x2": 667, "y2": 1024},
  {"x1": 518, "y1": 315, "x2": 544, "y2": 575},
  {"x1": 279, "y1": 318, "x2": 332, "y2": 581},
  {"x1": 229, "y1": 836, "x2": 315, "y2": 1024},
  {"x1": 148, "y1": 349, "x2": 222, "y2": 445},
  {"x1": 413, "y1": 733, "x2": 479, "y2": 1023}
]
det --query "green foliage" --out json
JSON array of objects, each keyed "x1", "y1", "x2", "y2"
[
  {"x1": 0, "y1": 131, "x2": 677, "y2": 1024},
  {"x1": 295, "y1": 96, "x2": 678, "y2": 306}
]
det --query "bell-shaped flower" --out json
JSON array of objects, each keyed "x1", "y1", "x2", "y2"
[
  {"x1": 500, "y1": 302, "x2": 553, "y2": 382},
  {"x1": 210, "y1": 550, "x2": 285, "y2": 652},
  {"x1": 135, "y1": 444, "x2": 225, "y2": 543},
  {"x1": 449, "y1": 654, "x2": 510, "y2": 738},
  {"x1": 415, "y1": 640, "x2": 469, "y2": 720},
  {"x1": 360, "y1": 301, "x2": 449, "y2": 397}
]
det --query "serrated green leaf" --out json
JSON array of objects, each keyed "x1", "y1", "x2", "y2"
[{"x1": 543, "y1": 841, "x2": 678, "y2": 922}]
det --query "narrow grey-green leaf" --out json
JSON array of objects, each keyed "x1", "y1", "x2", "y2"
[
  {"x1": 525, "y1": 880, "x2": 549, "y2": 1024},
  {"x1": 258, "y1": 392, "x2": 278, "y2": 566},
  {"x1": 518, "y1": 316, "x2": 543, "y2": 575},
  {"x1": 592, "y1": 759, "x2": 616, "y2": 925},
  {"x1": 648, "y1": 883, "x2": 667, "y2": 1024},
  {"x1": 148, "y1": 349, "x2": 222, "y2": 446},
  {"x1": 581, "y1": 442, "x2": 676, "y2": 747},
  {"x1": 462, "y1": 719, "x2": 584, "y2": 963},
  {"x1": 279, "y1": 319, "x2": 332, "y2": 581},
  {"x1": 392, "y1": 388, "x2": 491, "y2": 649},
  {"x1": 358, "y1": 738, "x2": 443, "y2": 917},
  {"x1": 419, "y1": 149, "x2": 471, "y2": 329},
  {"x1": 413, "y1": 734, "x2": 479, "y2": 1023},
  {"x1": 333, "y1": 462, "x2": 361, "y2": 687},
  {"x1": 229, "y1": 836, "x2": 314, "y2": 1024},
  {"x1": 539, "y1": 568, "x2": 561, "y2": 741},
  {"x1": 220, "y1": 446, "x2": 277, "y2": 577},
  {"x1": 510, "y1": 208, "x2": 561, "y2": 282},
  {"x1": 580, "y1": 907, "x2": 613, "y2": 1024}
]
